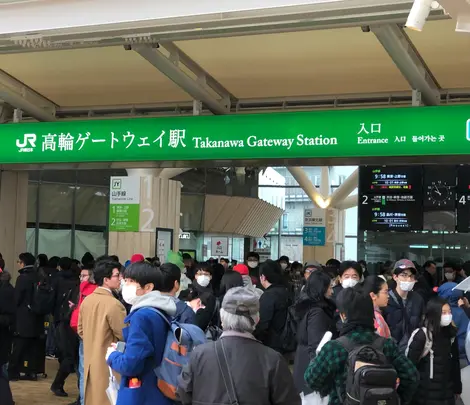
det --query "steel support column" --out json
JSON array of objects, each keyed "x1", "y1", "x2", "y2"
[
  {"x1": 327, "y1": 168, "x2": 359, "y2": 208},
  {"x1": 0, "y1": 69, "x2": 56, "y2": 121},
  {"x1": 132, "y1": 43, "x2": 234, "y2": 115},
  {"x1": 371, "y1": 24, "x2": 440, "y2": 106},
  {"x1": 334, "y1": 195, "x2": 358, "y2": 210},
  {"x1": 287, "y1": 167, "x2": 327, "y2": 208}
]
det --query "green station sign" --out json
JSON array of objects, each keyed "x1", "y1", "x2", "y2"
[{"x1": 2, "y1": 105, "x2": 470, "y2": 164}]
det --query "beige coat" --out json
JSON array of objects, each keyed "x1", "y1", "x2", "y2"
[{"x1": 78, "y1": 287, "x2": 126, "y2": 405}]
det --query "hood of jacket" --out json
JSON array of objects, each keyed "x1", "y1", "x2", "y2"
[
  {"x1": 131, "y1": 290, "x2": 177, "y2": 316},
  {"x1": 438, "y1": 282, "x2": 462, "y2": 306}
]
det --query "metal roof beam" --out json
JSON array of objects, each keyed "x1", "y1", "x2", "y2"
[
  {"x1": 0, "y1": 69, "x2": 56, "y2": 121},
  {"x1": 371, "y1": 23, "x2": 440, "y2": 106},
  {"x1": 132, "y1": 43, "x2": 233, "y2": 115}
]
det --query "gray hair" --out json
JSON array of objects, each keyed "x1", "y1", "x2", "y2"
[{"x1": 220, "y1": 308, "x2": 259, "y2": 333}]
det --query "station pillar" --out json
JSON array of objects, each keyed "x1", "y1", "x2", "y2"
[
  {"x1": 302, "y1": 208, "x2": 345, "y2": 264},
  {"x1": 0, "y1": 171, "x2": 28, "y2": 281},
  {"x1": 108, "y1": 173, "x2": 182, "y2": 261}
]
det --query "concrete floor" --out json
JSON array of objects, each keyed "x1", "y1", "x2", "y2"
[{"x1": 10, "y1": 359, "x2": 79, "y2": 405}]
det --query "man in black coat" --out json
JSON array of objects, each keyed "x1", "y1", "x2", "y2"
[
  {"x1": 8, "y1": 252, "x2": 45, "y2": 381},
  {"x1": 414, "y1": 260, "x2": 437, "y2": 303},
  {"x1": 254, "y1": 260, "x2": 289, "y2": 353},
  {"x1": 51, "y1": 257, "x2": 80, "y2": 397}
]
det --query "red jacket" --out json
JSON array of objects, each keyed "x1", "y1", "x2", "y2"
[{"x1": 70, "y1": 281, "x2": 98, "y2": 333}]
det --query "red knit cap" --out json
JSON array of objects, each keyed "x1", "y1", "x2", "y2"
[
  {"x1": 233, "y1": 264, "x2": 249, "y2": 276},
  {"x1": 130, "y1": 253, "x2": 145, "y2": 263}
]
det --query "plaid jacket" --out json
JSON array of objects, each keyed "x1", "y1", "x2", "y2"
[{"x1": 304, "y1": 327, "x2": 419, "y2": 405}]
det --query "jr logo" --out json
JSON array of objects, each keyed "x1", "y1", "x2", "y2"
[
  {"x1": 16, "y1": 133, "x2": 37, "y2": 148},
  {"x1": 467, "y1": 119, "x2": 470, "y2": 141}
]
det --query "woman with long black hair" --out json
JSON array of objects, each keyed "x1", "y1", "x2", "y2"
[
  {"x1": 407, "y1": 297, "x2": 462, "y2": 405},
  {"x1": 292, "y1": 270, "x2": 336, "y2": 398},
  {"x1": 363, "y1": 276, "x2": 391, "y2": 338}
]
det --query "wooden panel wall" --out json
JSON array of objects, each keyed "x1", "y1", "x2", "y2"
[{"x1": 0, "y1": 171, "x2": 28, "y2": 282}]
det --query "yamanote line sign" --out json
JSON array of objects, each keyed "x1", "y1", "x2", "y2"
[{"x1": 3, "y1": 105, "x2": 470, "y2": 164}]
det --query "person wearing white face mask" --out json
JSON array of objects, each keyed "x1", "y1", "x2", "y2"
[
  {"x1": 189, "y1": 263, "x2": 217, "y2": 332},
  {"x1": 106, "y1": 262, "x2": 177, "y2": 405},
  {"x1": 246, "y1": 252, "x2": 261, "y2": 287},
  {"x1": 406, "y1": 297, "x2": 461, "y2": 405},
  {"x1": 383, "y1": 259, "x2": 425, "y2": 348}
]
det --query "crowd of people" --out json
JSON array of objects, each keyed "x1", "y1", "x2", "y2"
[{"x1": 0, "y1": 251, "x2": 468, "y2": 405}]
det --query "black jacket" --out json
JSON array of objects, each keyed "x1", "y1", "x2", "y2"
[
  {"x1": 53, "y1": 269, "x2": 80, "y2": 323},
  {"x1": 192, "y1": 282, "x2": 217, "y2": 332},
  {"x1": 383, "y1": 290, "x2": 425, "y2": 346},
  {"x1": 0, "y1": 275, "x2": 15, "y2": 366},
  {"x1": 14, "y1": 266, "x2": 45, "y2": 337},
  {"x1": 293, "y1": 294, "x2": 336, "y2": 395},
  {"x1": 407, "y1": 327, "x2": 461, "y2": 405},
  {"x1": 177, "y1": 334, "x2": 300, "y2": 405},
  {"x1": 414, "y1": 271, "x2": 437, "y2": 303},
  {"x1": 254, "y1": 284, "x2": 289, "y2": 352}
]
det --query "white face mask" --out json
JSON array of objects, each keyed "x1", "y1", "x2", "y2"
[
  {"x1": 445, "y1": 273, "x2": 455, "y2": 281},
  {"x1": 122, "y1": 284, "x2": 139, "y2": 306},
  {"x1": 247, "y1": 261, "x2": 258, "y2": 269},
  {"x1": 280, "y1": 263, "x2": 288, "y2": 270},
  {"x1": 197, "y1": 275, "x2": 211, "y2": 288},
  {"x1": 441, "y1": 314, "x2": 453, "y2": 327},
  {"x1": 399, "y1": 281, "x2": 415, "y2": 292},
  {"x1": 341, "y1": 279, "x2": 359, "y2": 289}
]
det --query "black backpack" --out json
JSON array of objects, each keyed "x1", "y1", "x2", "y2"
[
  {"x1": 58, "y1": 285, "x2": 79, "y2": 322},
  {"x1": 30, "y1": 278, "x2": 55, "y2": 316},
  {"x1": 337, "y1": 336, "x2": 399, "y2": 405},
  {"x1": 280, "y1": 303, "x2": 297, "y2": 353}
]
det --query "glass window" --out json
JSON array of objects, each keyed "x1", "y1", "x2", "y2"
[
  {"x1": 345, "y1": 237, "x2": 358, "y2": 260},
  {"x1": 38, "y1": 183, "x2": 73, "y2": 257},
  {"x1": 181, "y1": 194, "x2": 205, "y2": 232},
  {"x1": 74, "y1": 230, "x2": 106, "y2": 260},
  {"x1": 345, "y1": 206, "x2": 358, "y2": 237},
  {"x1": 282, "y1": 213, "x2": 288, "y2": 230},
  {"x1": 75, "y1": 186, "x2": 108, "y2": 227}
]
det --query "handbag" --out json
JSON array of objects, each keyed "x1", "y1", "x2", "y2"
[
  {"x1": 215, "y1": 339, "x2": 239, "y2": 405},
  {"x1": 106, "y1": 366, "x2": 119, "y2": 405}
]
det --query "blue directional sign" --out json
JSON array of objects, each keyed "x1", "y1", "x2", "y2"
[{"x1": 303, "y1": 226, "x2": 326, "y2": 247}]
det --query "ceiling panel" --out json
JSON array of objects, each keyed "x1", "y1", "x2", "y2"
[
  {"x1": 0, "y1": 46, "x2": 191, "y2": 106},
  {"x1": 176, "y1": 27, "x2": 411, "y2": 98},
  {"x1": 407, "y1": 20, "x2": 470, "y2": 89}
]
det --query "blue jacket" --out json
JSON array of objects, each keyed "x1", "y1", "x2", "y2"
[
  {"x1": 107, "y1": 291, "x2": 177, "y2": 405},
  {"x1": 438, "y1": 282, "x2": 469, "y2": 361}
]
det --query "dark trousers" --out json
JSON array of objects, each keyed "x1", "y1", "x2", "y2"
[
  {"x1": 46, "y1": 320, "x2": 57, "y2": 356},
  {"x1": 8, "y1": 336, "x2": 43, "y2": 376},
  {"x1": 52, "y1": 322, "x2": 78, "y2": 389},
  {"x1": 0, "y1": 365, "x2": 14, "y2": 405}
]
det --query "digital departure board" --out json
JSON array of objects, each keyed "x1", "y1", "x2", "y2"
[
  {"x1": 359, "y1": 166, "x2": 423, "y2": 192},
  {"x1": 359, "y1": 194, "x2": 423, "y2": 232},
  {"x1": 457, "y1": 166, "x2": 470, "y2": 193},
  {"x1": 457, "y1": 194, "x2": 470, "y2": 233}
]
